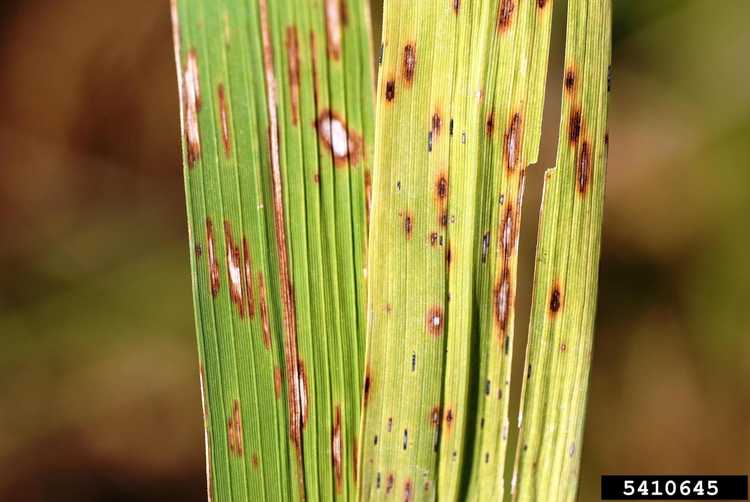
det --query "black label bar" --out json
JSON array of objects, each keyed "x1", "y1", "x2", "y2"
[{"x1": 601, "y1": 475, "x2": 748, "y2": 500}]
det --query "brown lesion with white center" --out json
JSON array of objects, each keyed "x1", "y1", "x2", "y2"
[
  {"x1": 504, "y1": 112, "x2": 523, "y2": 172},
  {"x1": 227, "y1": 399, "x2": 244, "y2": 457},
  {"x1": 183, "y1": 48, "x2": 202, "y2": 167},
  {"x1": 224, "y1": 221, "x2": 244, "y2": 317},
  {"x1": 494, "y1": 267, "x2": 512, "y2": 335},
  {"x1": 217, "y1": 84, "x2": 231, "y2": 157},
  {"x1": 403, "y1": 42, "x2": 416, "y2": 85},
  {"x1": 298, "y1": 359, "x2": 308, "y2": 429},
  {"x1": 324, "y1": 0, "x2": 342, "y2": 60},
  {"x1": 426, "y1": 306, "x2": 444, "y2": 337},
  {"x1": 314, "y1": 109, "x2": 363, "y2": 167}
]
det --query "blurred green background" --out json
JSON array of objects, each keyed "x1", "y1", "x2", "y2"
[{"x1": 0, "y1": 1, "x2": 748, "y2": 500}]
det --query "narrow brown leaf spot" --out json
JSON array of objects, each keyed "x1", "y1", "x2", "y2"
[
  {"x1": 195, "y1": 244, "x2": 202, "y2": 257},
  {"x1": 332, "y1": 405, "x2": 343, "y2": 493},
  {"x1": 501, "y1": 203, "x2": 516, "y2": 258},
  {"x1": 439, "y1": 211, "x2": 449, "y2": 228},
  {"x1": 257, "y1": 273, "x2": 272, "y2": 349},
  {"x1": 403, "y1": 212, "x2": 413, "y2": 239},
  {"x1": 227, "y1": 400, "x2": 243, "y2": 456},
  {"x1": 298, "y1": 360, "x2": 308, "y2": 429},
  {"x1": 259, "y1": 1, "x2": 303, "y2": 487},
  {"x1": 538, "y1": 0, "x2": 548, "y2": 9},
  {"x1": 426, "y1": 306, "x2": 444, "y2": 337},
  {"x1": 403, "y1": 43, "x2": 416, "y2": 84},
  {"x1": 242, "y1": 238, "x2": 256, "y2": 319},
  {"x1": 504, "y1": 113, "x2": 522, "y2": 171},
  {"x1": 446, "y1": 245, "x2": 452, "y2": 268},
  {"x1": 274, "y1": 366, "x2": 282, "y2": 399},
  {"x1": 605, "y1": 131, "x2": 610, "y2": 149},
  {"x1": 429, "y1": 232, "x2": 439, "y2": 247},
  {"x1": 430, "y1": 406, "x2": 441, "y2": 427},
  {"x1": 385, "y1": 79, "x2": 396, "y2": 102},
  {"x1": 494, "y1": 268, "x2": 511, "y2": 334},
  {"x1": 481, "y1": 232, "x2": 490, "y2": 263},
  {"x1": 363, "y1": 366, "x2": 372, "y2": 406},
  {"x1": 183, "y1": 48, "x2": 202, "y2": 167},
  {"x1": 453, "y1": 0, "x2": 461, "y2": 15},
  {"x1": 404, "y1": 479, "x2": 414, "y2": 502},
  {"x1": 432, "y1": 111, "x2": 442, "y2": 136},
  {"x1": 436, "y1": 172, "x2": 448, "y2": 201},
  {"x1": 564, "y1": 68, "x2": 576, "y2": 94},
  {"x1": 224, "y1": 222, "x2": 244, "y2": 317},
  {"x1": 386, "y1": 474, "x2": 395, "y2": 494},
  {"x1": 315, "y1": 109, "x2": 364, "y2": 167},
  {"x1": 445, "y1": 408, "x2": 454, "y2": 433},
  {"x1": 486, "y1": 110, "x2": 495, "y2": 137},
  {"x1": 206, "y1": 218, "x2": 220, "y2": 297},
  {"x1": 497, "y1": 0, "x2": 515, "y2": 33},
  {"x1": 285, "y1": 26, "x2": 300, "y2": 126},
  {"x1": 324, "y1": 0, "x2": 342, "y2": 60},
  {"x1": 251, "y1": 452, "x2": 259, "y2": 469},
  {"x1": 549, "y1": 282, "x2": 562, "y2": 316},
  {"x1": 339, "y1": 0, "x2": 349, "y2": 26},
  {"x1": 569, "y1": 108, "x2": 582, "y2": 144},
  {"x1": 577, "y1": 141, "x2": 591, "y2": 195},
  {"x1": 217, "y1": 84, "x2": 231, "y2": 157}
]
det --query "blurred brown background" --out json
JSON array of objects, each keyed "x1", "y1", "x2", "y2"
[{"x1": 0, "y1": 1, "x2": 748, "y2": 500}]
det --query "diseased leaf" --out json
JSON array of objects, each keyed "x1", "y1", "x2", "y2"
[
  {"x1": 172, "y1": 0, "x2": 611, "y2": 499},
  {"x1": 171, "y1": 0, "x2": 374, "y2": 499},
  {"x1": 359, "y1": 0, "x2": 553, "y2": 500},
  {"x1": 512, "y1": 1, "x2": 611, "y2": 500}
]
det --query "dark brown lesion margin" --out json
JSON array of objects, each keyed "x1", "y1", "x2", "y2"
[{"x1": 258, "y1": 0, "x2": 305, "y2": 494}]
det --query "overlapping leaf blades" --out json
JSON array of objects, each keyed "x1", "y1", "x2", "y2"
[
  {"x1": 171, "y1": 0, "x2": 373, "y2": 499},
  {"x1": 172, "y1": 0, "x2": 611, "y2": 500},
  {"x1": 360, "y1": 0, "x2": 610, "y2": 501},
  {"x1": 359, "y1": 0, "x2": 553, "y2": 500}
]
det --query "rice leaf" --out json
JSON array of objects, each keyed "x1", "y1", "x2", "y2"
[
  {"x1": 359, "y1": 0, "x2": 553, "y2": 499},
  {"x1": 511, "y1": 0, "x2": 611, "y2": 500},
  {"x1": 171, "y1": 0, "x2": 374, "y2": 499}
]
